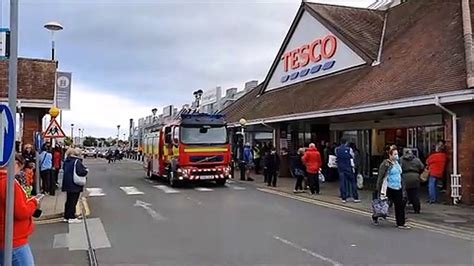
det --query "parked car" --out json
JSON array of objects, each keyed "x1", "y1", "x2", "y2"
[{"x1": 83, "y1": 147, "x2": 97, "y2": 158}]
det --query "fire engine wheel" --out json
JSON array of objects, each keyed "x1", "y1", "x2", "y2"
[{"x1": 215, "y1": 179, "x2": 226, "y2": 186}]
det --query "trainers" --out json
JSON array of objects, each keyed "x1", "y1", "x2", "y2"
[
  {"x1": 341, "y1": 199, "x2": 347, "y2": 203},
  {"x1": 293, "y1": 190, "x2": 298, "y2": 193},
  {"x1": 68, "y1": 218, "x2": 82, "y2": 224},
  {"x1": 62, "y1": 218, "x2": 69, "y2": 223},
  {"x1": 397, "y1": 225, "x2": 411, "y2": 230},
  {"x1": 353, "y1": 199, "x2": 361, "y2": 203}
]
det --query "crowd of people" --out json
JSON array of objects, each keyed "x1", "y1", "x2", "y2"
[{"x1": 0, "y1": 143, "x2": 89, "y2": 265}]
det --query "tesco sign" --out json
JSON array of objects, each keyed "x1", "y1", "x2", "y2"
[{"x1": 280, "y1": 34, "x2": 337, "y2": 83}]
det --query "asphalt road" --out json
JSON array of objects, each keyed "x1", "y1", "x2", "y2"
[{"x1": 32, "y1": 159, "x2": 473, "y2": 266}]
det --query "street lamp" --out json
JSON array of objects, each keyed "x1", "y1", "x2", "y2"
[
  {"x1": 117, "y1": 125, "x2": 121, "y2": 140},
  {"x1": 193, "y1": 89, "x2": 204, "y2": 109},
  {"x1": 152, "y1": 108, "x2": 157, "y2": 123},
  {"x1": 70, "y1": 123, "x2": 74, "y2": 145},
  {"x1": 239, "y1": 118, "x2": 247, "y2": 144},
  {"x1": 44, "y1": 21, "x2": 63, "y2": 61}
]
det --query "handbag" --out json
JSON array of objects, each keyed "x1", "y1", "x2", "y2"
[
  {"x1": 327, "y1": 155, "x2": 337, "y2": 168},
  {"x1": 419, "y1": 169, "x2": 429, "y2": 182},
  {"x1": 372, "y1": 198, "x2": 389, "y2": 218},
  {"x1": 73, "y1": 160, "x2": 87, "y2": 186}
]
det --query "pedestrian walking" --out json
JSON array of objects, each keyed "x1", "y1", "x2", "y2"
[
  {"x1": 242, "y1": 143, "x2": 254, "y2": 181},
  {"x1": 52, "y1": 144, "x2": 63, "y2": 192},
  {"x1": 374, "y1": 147, "x2": 410, "y2": 229},
  {"x1": 400, "y1": 149, "x2": 424, "y2": 214},
  {"x1": 336, "y1": 139, "x2": 360, "y2": 203},
  {"x1": 292, "y1": 148, "x2": 306, "y2": 193},
  {"x1": 264, "y1": 147, "x2": 280, "y2": 187},
  {"x1": 426, "y1": 145, "x2": 447, "y2": 204},
  {"x1": 302, "y1": 143, "x2": 322, "y2": 195},
  {"x1": 62, "y1": 148, "x2": 89, "y2": 224},
  {"x1": 39, "y1": 143, "x2": 54, "y2": 195},
  {"x1": 0, "y1": 154, "x2": 43, "y2": 265}
]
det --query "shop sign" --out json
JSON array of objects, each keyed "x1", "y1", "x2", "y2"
[
  {"x1": 200, "y1": 86, "x2": 222, "y2": 106},
  {"x1": 265, "y1": 11, "x2": 366, "y2": 92}
]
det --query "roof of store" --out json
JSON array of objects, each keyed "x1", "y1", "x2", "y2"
[{"x1": 222, "y1": 0, "x2": 468, "y2": 124}]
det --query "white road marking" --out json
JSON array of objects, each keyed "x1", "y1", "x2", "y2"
[
  {"x1": 120, "y1": 186, "x2": 144, "y2": 195},
  {"x1": 86, "y1": 187, "x2": 106, "y2": 197},
  {"x1": 154, "y1": 185, "x2": 180, "y2": 194},
  {"x1": 272, "y1": 235, "x2": 342, "y2": 266},
  {"x1": 195, "y1": 187, "x2": 213, "y2": 192},
  {"x1": 226, "y1": 180, "x2": 235, "y2": 184},
  {"x1": 134, "y1": 200, "x2": 166, "y2": 221},
  {"x1": 185, "y1": 196, "x2": 203, "y2": 206},
  {"x1": 227, "y1": 184, "x2": 246, "y2": 190},
  {"x1": 55, "y1": 218, "x2": 111, "y2": 251}
]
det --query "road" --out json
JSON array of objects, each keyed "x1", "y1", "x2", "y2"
[{"x1": 31, "y1": 159, "x2": 473, "y2": 265}]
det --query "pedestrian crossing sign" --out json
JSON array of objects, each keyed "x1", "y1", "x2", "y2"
[{"x1": 43, "y1": 118, "x2": 66, "y2": 138}]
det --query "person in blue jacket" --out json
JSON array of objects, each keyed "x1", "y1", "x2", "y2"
[
  {"x1": 242, "y1": 143, "x2": 254, "y2": 181},
  {"x1": 336, "y1": 139, "x2": 360, "y2": 203},
  {"x1": 62, "y1": 148, "x2": 88, "y2": 224}
]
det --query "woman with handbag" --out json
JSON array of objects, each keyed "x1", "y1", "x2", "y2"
[
  {"x1": 373, "y1": 147, "x2": 410, "y2": 229},
  {"x1": 62, "y1": 148, "x2": 88, "y2": 224}
]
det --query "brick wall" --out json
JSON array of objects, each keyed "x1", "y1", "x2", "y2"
[
  {"x1": 22, "y1": 108, "x2": 47, "y2": 147},
  {"x1": 0, "y1": 58, "x2": 55, "y2": 100},
  {"x1": 444, "y1": 102, "x2": 474, "y2": 205}
]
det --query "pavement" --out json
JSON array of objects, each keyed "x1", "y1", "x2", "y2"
[
  {"x1": 30, "y1": 159, "x2": 474, "y2": 265},
  {"x1": 233, "y1": 171, "x2": 474, "y2": 233}
]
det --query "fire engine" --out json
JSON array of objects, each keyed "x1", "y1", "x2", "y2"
[{"x1": 142, "y1": 112, "x2": 231, "y2": 187}]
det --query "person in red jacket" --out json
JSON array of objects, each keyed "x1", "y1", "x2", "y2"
[
  {"x1": 426, "y1": 145, "x2": 447, "y2": 203},
  {"x1": 0, "y1": 154, "x2": 40, "y2": 265},
  {"x1": 302, "y1": 143, "x2": 322, "y2": 195}
]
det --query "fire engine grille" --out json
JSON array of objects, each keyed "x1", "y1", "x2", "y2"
[{"x1": 189, "y1": 155, "x2": 224, "y2": 163}]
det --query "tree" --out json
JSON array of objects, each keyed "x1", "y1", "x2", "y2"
[
  {"x1": 83, "y1": 136, "x2": 97, "y2": 147},
  {"x1": 64, "y1": 136, "x2": 73, "y2": 146}
]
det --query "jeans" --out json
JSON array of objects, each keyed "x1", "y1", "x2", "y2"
[
  {"x1": 64, "y1": 192, "x2": 81, "y2": 219},
  {"x1": 428, "y1": 176, "x2": 438, "y2": 203},
  {"x1": 0, "y1": 244, "x2": 35, "y2": 266},
  {"x1": 339, "y1": 171, "x2": 359, "y2": 200}
]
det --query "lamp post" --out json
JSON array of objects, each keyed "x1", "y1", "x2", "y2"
[
  {"x1": 239, "y1": 118, "x2": 247, "y2": 144},
  {"x1": 238, "y1": 118, "x2": 247, "y2": 181},
  {"x1": 78, "y1": 128, "x2": 82, "y2": 146},
  {"x1": 117, "y1": 125, "x2": 121, "y2": 140},
  {"x1": 193, "y1": 89, "x2": 204, "y2": 110},
  {"x1": 44, "y1": 21, "x2": 64, "y2": 126},
  {"x1": 70, "y1": 123, "x2": 74, "y2": 145}
]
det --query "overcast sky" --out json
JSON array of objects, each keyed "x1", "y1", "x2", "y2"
[{"x1": 2, "y1": 0, "x2": 374, "y2": 138}]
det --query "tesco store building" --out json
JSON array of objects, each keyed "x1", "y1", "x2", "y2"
[{"x1": 222, "y1": 0, "x2": 474, "y2": 204}]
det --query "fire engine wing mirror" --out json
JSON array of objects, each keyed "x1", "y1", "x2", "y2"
[{"x1": 199, "y1": 125, "x2": 211, "y2": 134}]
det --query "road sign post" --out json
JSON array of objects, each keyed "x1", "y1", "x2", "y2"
[{"x1": 4, "y1": 1, "x2": 18, "y2": 265}]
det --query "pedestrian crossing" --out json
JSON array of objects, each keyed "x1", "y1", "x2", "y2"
[{"x1": 86, "y1": 182, "x2": 247, "y2": 197}]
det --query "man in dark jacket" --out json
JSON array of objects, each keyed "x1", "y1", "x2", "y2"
[
  {"x1": 401, "y1": 149, "x2": 424, "y2": 213},
  {"x1": 264, "y1": 147, "x2": 280, "y2": 187},
  {"x1": 336, "y1": 139, "x2": 359, "y2": 203},
  {"x1": 62, "y1": 148, "x2": 88, "y2": 223}
]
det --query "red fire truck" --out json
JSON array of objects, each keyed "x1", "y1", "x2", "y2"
[{"x1": 142, "y1": 112, "x2": 231, "y2": 187}]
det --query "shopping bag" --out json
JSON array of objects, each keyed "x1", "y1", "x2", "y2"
[
  {"x1": 419, "y1": 169, "x2": 429, "y2": 182},
  {"x1": 318, "y1": 170, "x2": 325, "y2": 182},
  {"x1": 327, "y1": 155, "x2": 337, "y2": 168},
  {"x1": 372, "y1": 198, "x2": 389, "y2": 218},
  {"x1": 356, "y1": 174, "x2": 364, "y2": 189}
]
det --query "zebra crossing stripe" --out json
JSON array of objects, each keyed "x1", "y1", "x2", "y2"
[
  {"x1": 154, "y1": 185, "x2": 180, "y2": 194},
  {"x1": 120, "y1": 186, "x2": 144, "y2": 195},
  {"x1": 86, "y1": 188, "x2": 106, "y2": 197},
  {"x1": 195, "y1": 187, "x2": 213, "y2": 192},
  {"x1": 228, "y1": 185, "x2": 246, "y2": 191},
  {"x1": 226, "y1": 180, "x2": 236, "y2": 184}
]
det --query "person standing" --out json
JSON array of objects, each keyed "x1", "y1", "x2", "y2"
[
  {"x1": 374, "y1": 147, "x2": 410, "y2": 229},
  {"x1": 302, "y1": 143, "x2": 322, "y2": 195},
  {"x1": 52, "y1": 144, "x2": 63, "y2": 192},
  {"x1": 336, "y1": 139, "x2": 360, "y2": 203},
  {"x1": 62, "y1": 148, "x2": 89, "y2": 224},
  {"x1": 253, "y1": 143, "x2": 262, "y2": 175},
  {"x1": 292, "y1": 148, "x2": 306, "y2": 193},
  {"x1": 0, "y1": 154, "x2": 42, "y2": 265},
  {"x1": 22, "y1": 144, "x2": 37, "y2": 195},
  {"x1": 400, "y1": 149, "x2": 424, "y2": 214},
  {"x1": 426, "y1": 145, "x2": 447, "y2": 204},
  {"x1": 242, "y1": 143, "x2": 254, "y2": 181},
  {"x1": 264, "y1": 147, "x2": 280, "y2": 187},
  {"x1": 39, "y1": 144, "x2": 53, "y2": 195}
]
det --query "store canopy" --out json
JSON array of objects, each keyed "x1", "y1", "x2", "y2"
[{"x1": 222, "y1": 0, "x2": 469, "y2": 124}]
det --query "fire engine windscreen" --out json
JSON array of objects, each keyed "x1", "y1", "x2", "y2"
[{"x1": 181, "y1": 125, "x2": 227, "y2": 144}]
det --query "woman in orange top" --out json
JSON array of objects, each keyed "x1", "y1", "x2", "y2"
[{"x1": 0, "y1": 154, "x2": 41, "y2": 265}]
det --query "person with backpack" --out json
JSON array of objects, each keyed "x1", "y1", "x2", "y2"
[
  {"x1": 302, "y1": 143, "x2": 322, "y2": 195},
  {"x1": 62, "y1": 148, "x2": 89, "y2": 224},
  {"x1": 292, "y1": 148, "x2": 306, "y2": 193},
  {"x1": 242, "y1": 143, "x2": 254, "y2": 181}
]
